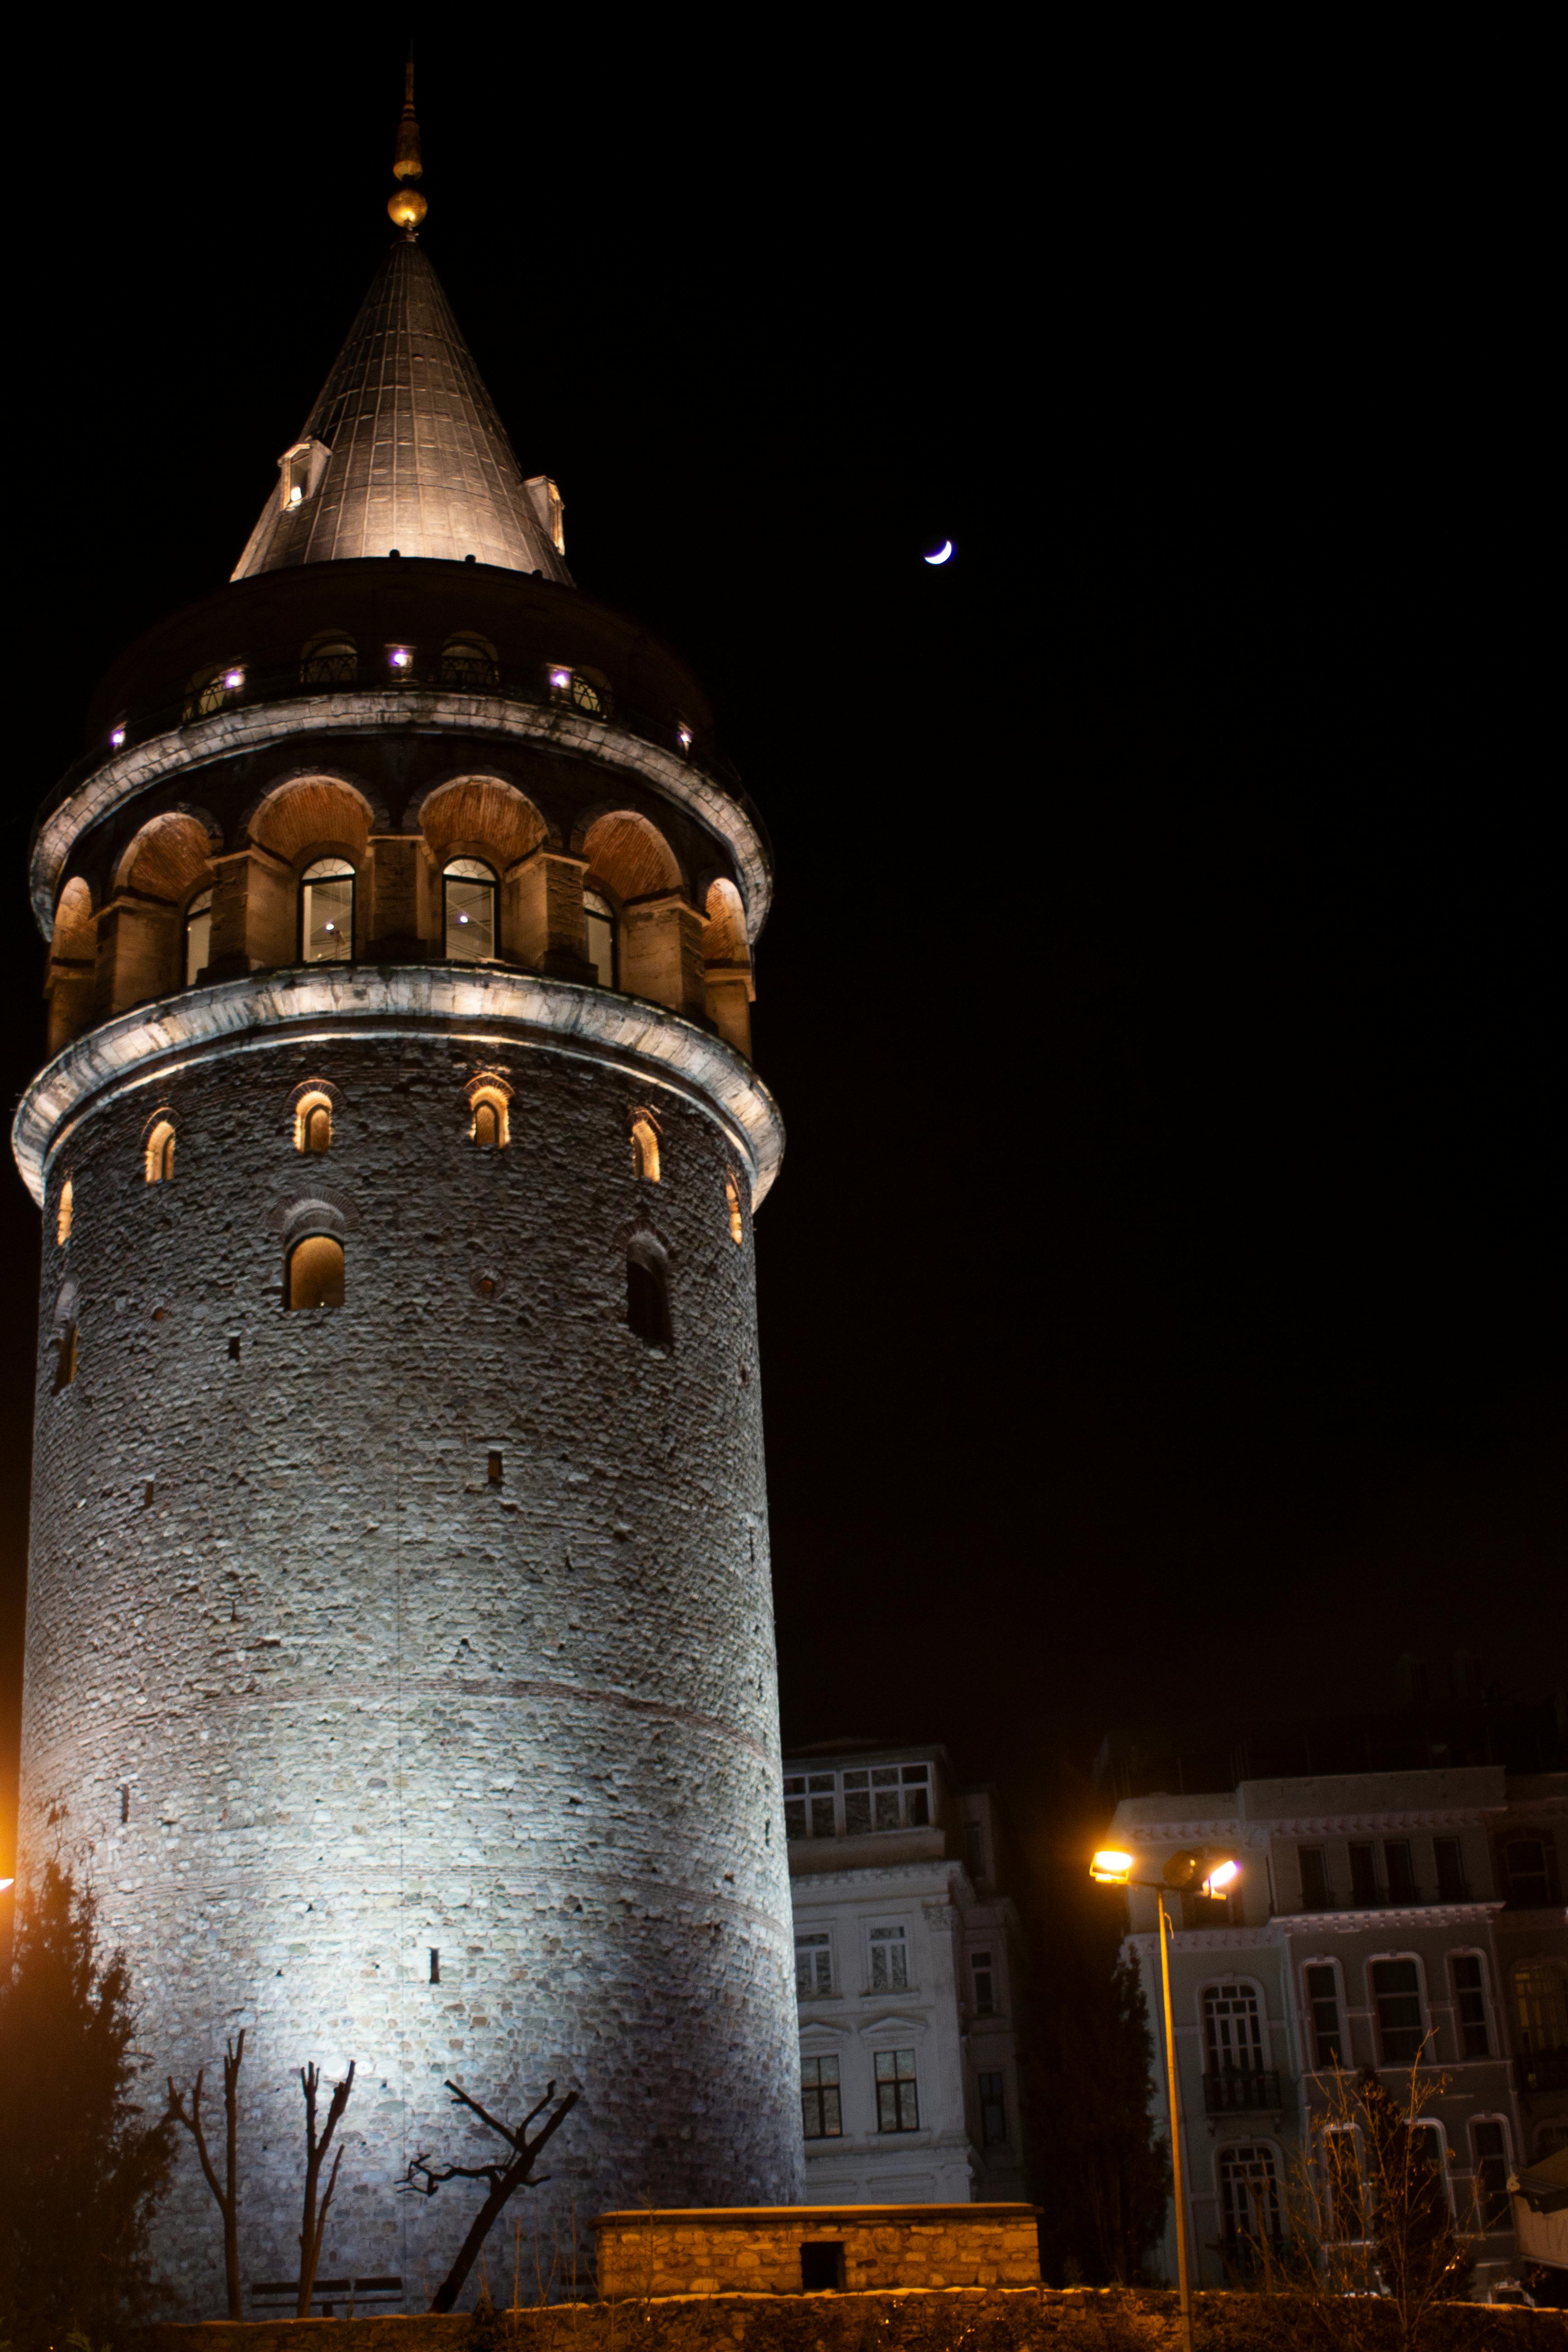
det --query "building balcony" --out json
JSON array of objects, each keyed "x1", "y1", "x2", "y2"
[
  {"x1": 1203, "y1": 2068, "x2": 1284, "y2": 2116},
  {"x1": 1517, "y1": 2047, "x2": 1568, "y2": 2094}
]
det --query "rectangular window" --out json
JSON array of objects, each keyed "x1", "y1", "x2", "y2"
[
  {"x1": 1451, "y1": 1955, "x2": 1489, "y2": 2058},
  {"x1": 301, "y1": 867, "x2": 354, "y2": 963},
  {"x1": 872, "y1": 1766, "x2": 901, "y2": 1831},
  {"x1": 808, "y1": 1773, "x2": 835, "y2": 1840},
  {"x1": 902, "y1": 1762, "x2": 931, "y2": 1825},
  {"x1": 1502, "y1": 1837, "x2": 1562, "y2": 1907},
  {"x1": 1372, "y1": 1958, "x2": 1426, "y2": 2064},
  {"x1": 795, "y1": 1932, "x2": 833, "y2": 1998},
  {"x1": 1434, "y1": 1837, "x2": 1468, "y2": 1902},
  {"x1": 1322, "y1": 2128, "x2": 1364, "y2": 2239},
  {"x1": 978, "y1": 2070, "x2": 1007, "y2": 2147},
  {"x1": 842, "y1": 1770, "x2": 872, "y2": 1836},
  {"x1": 800, "y1": 2055, "x2": 842, "y2": 2139},
  {"x1": 874, "y1": 2048, "x2": 919, "y2": 2132},
  {"x1": 1305, "y1": 1964, "x2": 1344, "y2": 2068},
  {"x1": 1299, "y1": 1847, "x2": 1331, "y2": 1911},
  {"x1": 1471, "y1": 2121, "x2": 1509, "y2": 2228},
  {"x1": 972, "y1": 1952, "x2": 996, "y2": 2016},
  {"x1": 783, "y1": 1776, "x2": 807, "y2": 1840},
  {"x1": 1384, "y1": 1841, "x2": 1417, "y2": 1903},
  {"x1": 1349, "y1": 1842, "x2": 1380, "y2": 1909},
  {"x1": 965, "y1": 1821, "x2": 988, "y2": 1883},
  {"x1": 869, "y1": 1926, "x2": 909, "y2": 1992}
]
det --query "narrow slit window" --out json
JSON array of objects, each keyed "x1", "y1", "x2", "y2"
[
  {"x1": 184, "y1": 887, "x2": 213, "y2": 986},
  {"x1": 443, "y1": 858, "x2": 498, "y2": 961},
  {"x1": 300, "y1": 859, "x2": 355, "y2": 963},
  {"x1": 1305, "y1": 1963, "x2": 1344, "y2": 2068},
  {"x1": 725, "y1": 1169, "x2": 744, "y2": 1245},
  {"x1": 227, "y1": 1336, "x2": 241, "y2": 1361},
  {"x1": 429, "y1": 1948, "x2": 441, "y2": 1985},
  {"x1": 583, "y1": 889, "x2": 617, "y2": 989},
  {"x1": 1451, "y1": 1955, "x2": 1490, "y2": 2058},
  {"x1": 144, "y1": 1119, "x2": 176, "y2": 1183},
  {"x1": 53, "y1": 1323, "x2": 78, "y2": 1393},
  {"x1": 287, "y1": 1235, "x2": 345, "y2": 1311},
  {"x1": 120, "y1": 1786, "x2": 130, "y2": 1824},
  {"x1": 294, "y1": 1092, "x2": 333, "y2": 1153},
  {"x1": 627, "y1": 1241, "x2": 672, "y2": 1349},
  {"x1": 57, "y1": 1177, "x2": 74, "y2": 1246},
  {"x1": 142, "y1": 1480, "x2": 155, "y2": 1509},
  {"x1": 487, "y1": 1451, "x2": 503, "y2": 1485},
  {"x1": 630, "y1": 1118, "x2": 661, "y2": 1183}
]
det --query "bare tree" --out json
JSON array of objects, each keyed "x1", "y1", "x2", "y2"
[
  {"x1": 401, "y1": 2078, "x2": 579, "y2": 2313},
  {"x1": 296, "y1": 2058, "x2": 355, "y2": 2318},
  {"x1": 167, "y1": 2031, "x2": 245, "y2": 2318}
]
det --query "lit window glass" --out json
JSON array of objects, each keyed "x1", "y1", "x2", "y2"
[
  {"x1": 184, "y1": 889, "x2": 213, "y2": 985},
  {"x1": 583, "y1": 889, "x2": 617, "y2": 988},
  {"x1": 444, "y1": 858, "x2": 497, "y2": 961},
  {"x1": 301, "y1": 859, "x2": 354, "y2": 963}
]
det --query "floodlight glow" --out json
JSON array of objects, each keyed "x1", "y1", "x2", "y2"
[
  {"x1": 550, "y1": 668, "x2": 571, "y2": 689},
  {"x1": 677, "y1": 725, "x2": 692, "y2": 750},
  {"x1": 110, "y1": 727, "x2": 126, "y2": 748},
  {"x1": 390, "y1": 648, "x2": 412, "y2": 668},
  {"x1": 1203, "y1": 1860, "x2": 1240, "y2": 1893},
  {"x1": 224, "y1": 670, "x2": 244, "y2": 691},
  {"x1": 1091, "y1": 1849, "x2": 1135, "y2": 1884}
]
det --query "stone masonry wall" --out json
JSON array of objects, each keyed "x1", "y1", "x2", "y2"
[
  {"x1": 20, "y1": 1015, "x2": 803, "y2": 2316},
  {"x1": 595, "y1": 2205, "x2": 1041, "y2": 2296}
]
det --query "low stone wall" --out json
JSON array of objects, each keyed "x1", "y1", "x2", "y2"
[
  {"x1": 131, "y1": 2288, "x2": 1562, "y2": 2351},
  {"x1": 594, "y1": 2201, "x2": 1040, "y2": 2296}
]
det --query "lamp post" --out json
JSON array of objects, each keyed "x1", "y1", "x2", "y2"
[{"x1": 1090, "y1": 1847, "x2": 1240, "y2": 2352}]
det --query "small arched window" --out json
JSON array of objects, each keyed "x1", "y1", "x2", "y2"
[
  {"x1": 630, "y1": 1118, "x2": 661, "y2": 1184},
  {"x1": 470, "y1": 1086, "x2": 510, "y2": 1149},
  {"x1": 300, "y1": 859, "x2": 355, "y2": 963},
  {"x1": 299, "y1": 632, "x2": 358, "y2": 686},
  {"x1": 583, "y1": 889, "x2": 617, "y2": 989},
  {"x1": 294, "y1": 1091, "x2": 333, "y2": 1154},
  {"x1": 57, "y1": 1177, "x2": 74, "y2": 1246},
  {"x1": 444, "y1": 858, "x2": 498, "y2": 961},
  {"x1": 184, "y1": 664, "x2": 242, "y2": 721},
  {"x1": 145, "y1": 1119, "x2": 176, "y2": 1184},
  {"x1": 440, "y1": 633, "x2": 500, "y2": 688},
  {"x1": 627, "y1": 1237, "x2": 672, "y2": 1350},
  {"x1": 288, "y1": 1235, "x2": 345, "y2": 1311},
  {"x1": 725, "y1": 1170, "x2": 744, "y2": 1246},
  {"x1": 184, "y1": 887, "x2": 213, "y2": 986}
]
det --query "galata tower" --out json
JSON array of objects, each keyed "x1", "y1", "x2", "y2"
[{"x1": 14, "y1": 80, "x2": 799, "y2": 2311}]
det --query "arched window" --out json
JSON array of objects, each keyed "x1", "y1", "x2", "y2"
[
  {"x1": 299, "y1": 632, "x2": 358, "y2": 686},
  {"x1": 630, "y1": 1117, "x2": 661, "y2": 1183},
  {"x1": 288, "y1": 1235, "x2": 345, "y2": 1311},
  {"x1": 1514, "y1": 1962, "x2": 1568, "y2": 2093},
  {"x1": 57, "y1": 1177, "x2": 74, "y2": 1246},
  {"x1": 184, "y1": 887, "x2": 213, "y2": 986},
  {"x1": 184, "y1": 663, "x2": 244, "y2": 721},
  {"x1": 440, "y1": 633, "x2": 499, "y2": 688},
  {"x1": 444, "y1": 858, "x2": 498, "y2": 961},
  {"x1": 547, "y1": 663, "x2": 610, "y2": 716},
  {"x1": 470, "y1": 1085, "x2": 510, "y2": 1149},
  {"x1": 1218, "y1": 2143, "x2": 1281, "y2": 2262},
  {"x1": 583, "y1": 889, "x2": 617, "y2": 989},
  {"x1": 725, "y1": 1170, "x2": 744, "y2": 1245},
  {"x1": 300, "y1": 858, "x2": 355, "y2": 962},
  {"x1": 145, "y1": 1119, "x2": 176, "y2": 1183},
  {"x1": 627, "y1": 1237, "x2": 672, "y2": 1350},
  {"x1": 294, "y1": 1091, "x2": 333, "y2": 1154}
]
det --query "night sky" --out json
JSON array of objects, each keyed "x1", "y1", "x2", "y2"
[{"x1": 2, "y1": 33, "x2": 1561, "y2": 1885}]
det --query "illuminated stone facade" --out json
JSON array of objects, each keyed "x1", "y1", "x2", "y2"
[{"x1": 15, "y1": 229, "x2": 801, "y2": 2312}]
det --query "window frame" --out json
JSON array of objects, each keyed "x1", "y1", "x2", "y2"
[
  {"x1": 299, "y1": 857, "x2": 357, "y2": 965},
  {"x1": 800, "y1": 2052, "x2": 843, "y2": 2140},
  {"x1": 1367, "y1": 1951, "x2": 1432, "y2": 2068},
  {"x1": 971, "y1": 1950, "x2": 997, "y2": 2019},
  {"x1": 1302, "y1": 1958, "x2": 1348, "y2": 2073},
  {"x1": 183, "y1": 885, "x2": 213, "y2": 987},
  {"x1": 795, "y1": 1931, "x2": 833, "y2": 1999},
  {"x1": 292, "y1": 1088, "x2": 334, "y2": 1155},
  {"x1": 867, "y1": 1923, "x2": 911, "y2": 1994},
  {"x1": 1468, "y1": 2116, "x2": 1513, "y2": 2231},
  {"x1": 442, "y1": 857, "x2": 500, "y2": 964},
  {"x1": 1200, "y1": 1977, "x2": 1269, "y2": 2076},
  {"x1": 1298, "y1": 1845, "x2": 1332, "y2": 1911},
  {"x1": 1501, "y1": 1833, "x2": 1564, "y2": 1909},
  {"x1": 583, "y1": 886, "x2": 619, "y2": 990},
  {"x1": 285, "y1": 1231, "x2": 346, "y2": 1313},
  {"x1": 1448, "y1": 1950, "x2": 1492, "y2": 2062},
  {"x1": 872, "y1": 2046, "x2": 920, "y2": 2133},
  {"x1": 143, "y1": 1116, "x2": 176, "y2": 1184},
  {"x1": 1216, "y1": 2140, "x2": 1284, "y2": 2257},
  {"x1": 976, "y1": 2069, "x2": 1008, "y2": 2148}
]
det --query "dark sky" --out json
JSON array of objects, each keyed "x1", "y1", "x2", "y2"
[{"x1": 2, "y1": 32, "x2": 1561, "y2": 1877}]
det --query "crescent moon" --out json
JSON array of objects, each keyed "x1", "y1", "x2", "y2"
[{"x1": 924, "y1": 540, "x2": 953, "y2": 565}]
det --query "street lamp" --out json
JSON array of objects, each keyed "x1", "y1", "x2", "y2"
[{"x1": 1090, "y1": 1846, "x2": 1241, "y2": 2352}]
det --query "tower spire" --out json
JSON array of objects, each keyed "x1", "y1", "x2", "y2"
[{"x1": 387, "y1": 52, "x2": 427, "y2": 233}]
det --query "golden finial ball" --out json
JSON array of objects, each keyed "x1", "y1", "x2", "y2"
[{"x1": 388, "y1": 186, "x2": 428, "y2": 229}]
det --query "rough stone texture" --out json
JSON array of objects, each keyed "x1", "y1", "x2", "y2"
[
  {"x1": 594, "y1": 2205, "x2": 1040, "y2": 2296},
  {"x1": 20, "y1": 1016, "x2": 802, "y2": 2313}
]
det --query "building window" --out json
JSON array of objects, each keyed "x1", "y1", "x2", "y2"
[
  {"x1": 965, "y1": 1821, "x2": 988, "y2": 1884},
  {"x1": 1384, "y1": 1841, "x2": 1417, "y2": 1903},
  {"x1": 583, "y1": 889, "x2": 617, "y2": 989},
  {"x1": 56, "y1": 1178, "x2": 73, "y2": 1246},
  {"x1": 439, "y1": 632, "x2": 499, "y2": 688},
  {"x1": 288, "y1": 1235, "x2": 345, "y2": 1311},
  {"x1": 1349, "y1": 1843, "x2": 1379, "y2": 1908},
  {"x1": 144, "y1": 1119, "x2": 176, "y2": 1183},
  {"x1": 299, "y1": 632, "x2": 358, "y2": 685},
  {"x1": 1305, "y1": 1965, "x2": 1345, "y2": 2069},
  {"x1": 443, "y1": 858, "x2": 498, "y2": 961},
  {"x1": 1205, "y1": 1983, "x2": 1264, "y2": 2075},
  {"x1": 725, "y1": 1169, "x2": 744, "y2": 1245},
  {"x1": 300, "y1": 858, "x2": 355, "y2": 963},
  {"x1": 1434, "y1": 1838, "x2": 1468, "y2": 1902},
  {"x1": 1450, "y1": 1955, "x2": 1490, "y2": 2059},
  {"x1": 796, "y1": 1933, "x2": 833, "y2": 1997},
  {"x1": 1218, "y1": 2144, "x2": 1281, "y2": 2257},
  {"x1": 874, "y1": 2049, "x2": 919, "y2": 2132},
  {"x1": 1371, "y1": 1959, "x2": 1427, "y2": 2065},
  {"x1": 630, "y1": 1117, "x2": 661, "y2": 1183},
  {"x1": 978, "y1": 2070, "x2": 1007, "y2": 2147},
  {"x1": 184, "y1": 887, "x2": 213, "y2": 986},
  {"x1": 1513, "y1": 1962, "x2": 1568, "y2": 2090},
  {"x1": 1470, "y1": 2120, "x2": 1510, "y2": 2229},
  {"x1": 549, "y1": 663, "x2": 608, "y2": 717},
  {"x1": 843, "y1": 1763, "x2": 930, "y2": 1836},
  {"x1": 801, "y1": 2055, "x2": 842, "y2": 2140},
  {"x1": 1320, "y1": 2127, "x2": 1364, "y2": 2240},
  {"x1": 626, "y1": 1238, "x2": 672, "y2": 1349},
  {"x1": 52, "y1": 1317, "x2": 78, "y2": 1393},
  {"x1": 1502, "y1": 1837, "x2": 1563, "y2": 1908},
  {"x1": 972, "y1": 1951, "x2": 997, "y2": 2017},
  {"x1": 294, "y1": 1090, "x2": 333, "y2": 1154},
  {"x1": 1299, "y1": 1847, "x2": 1331, "y2": 1911},
  {"x1": 469, "y1": 1085, "x2": 510, "y2": 1149},
  {"x1": 869, "y1": 1926, "x2": 909, "y2": 1993}
]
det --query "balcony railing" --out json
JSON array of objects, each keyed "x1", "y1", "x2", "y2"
[
  {"x1": 1517, "y1": 2047, "x2": 1568, "y2": 2094},
  {"x1": 1204, "y1": 2068, "x2": 1283, "y2": 2116}
]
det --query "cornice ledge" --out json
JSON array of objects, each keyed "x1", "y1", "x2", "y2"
[
  {"x1": 31, "y1": 692, "x2": 771, "y2": 942},
  {"x1": 1274, "y1": 1902, "x2": 1506, "y2": 1931},
  {"x1": 1251, "y1": 1810, "x2": 1509, "y2": 1835},
  {"x1": 11, "y1": 965, "x2": 784, "y2": 1210},
  {"x1": 1126, "y1": 1926, "x2": 1284, "y2": 1954}
]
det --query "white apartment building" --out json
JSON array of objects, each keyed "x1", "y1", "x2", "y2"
[
  {"x1": 1108, "y1": 1764, "x2": 1568, "y2": 2298},
  {"x1": 784, "y1": 1743, "x2": 1027, "y2": 2204}
]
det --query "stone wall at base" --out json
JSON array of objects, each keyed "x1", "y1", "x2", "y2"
[
  {"x1": 129, "y1": 2290, "x2": 1561, "y2": 2352},
  {"x1": 594, "y1": 2203, "x2": 1039, "y2": 2295}
]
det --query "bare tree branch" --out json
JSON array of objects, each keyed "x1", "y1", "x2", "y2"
[
  {"x1": 297, "y1": 2058, "x2": 355, "y2": 2317},
  {"x1": 397, "y1": 2078, "x2": 580, "y2": 2312},
  {"x1": 167, "y1": 2031, "x2": 245, "y2": 2318}
]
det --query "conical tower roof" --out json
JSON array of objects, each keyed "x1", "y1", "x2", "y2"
[{"x1": 232, "y1": 236, "x2": 571, "y2": 582}]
